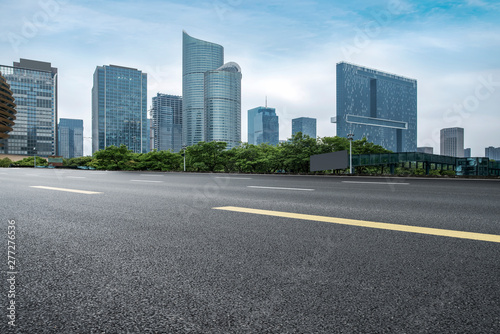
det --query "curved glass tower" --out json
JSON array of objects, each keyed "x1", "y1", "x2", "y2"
[
  {"x1": 182, "y1": 31, "x2": 223, "y2": 147},
  {"x1": 204, "y1": 62, "x2": 242, "y2": 149}
]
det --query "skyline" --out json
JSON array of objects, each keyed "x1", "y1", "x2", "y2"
[{"x1": 2, "y1": 0, "x2": 499, "y2": 156}]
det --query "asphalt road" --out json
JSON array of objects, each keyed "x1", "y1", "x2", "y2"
[{"x1": 1, "y1": 168, "x2": 500, "y2": 333}]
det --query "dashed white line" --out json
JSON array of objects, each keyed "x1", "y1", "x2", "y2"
[
  {"x1": 247, "y1": 186, "x2": 314, "y2": 191},
  {"x1": 30, "y1": 186, "x2": 102, "y2": 194},
  {"x1": 130, "y1": 180, "x2": 163, "y2": 183},
  {"x1": 216, "y1": 177, "x2": 252, "y2": 180},
  {"x1": 341, "y1": 181, "x2": 410, "y2": 185},
  {"x1": 66, "y1": 176, "x2": 86, "y2": 179}
]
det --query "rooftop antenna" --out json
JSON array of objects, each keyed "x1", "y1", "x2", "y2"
[{"x1": 265, "y1": 96, "x2": 267, "y2": 108}]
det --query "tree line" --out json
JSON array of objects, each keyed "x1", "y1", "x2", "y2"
[
  {"x1": 81, "y1": 133, "x2": 389, "y2": 173},
  {"x1": 0, "y1": 133, "x2": 457, "y2": 175}
]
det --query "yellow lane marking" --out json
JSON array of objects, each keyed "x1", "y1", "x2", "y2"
[
  {"x1": 30, "y1": 186, "x2": 103, "y2": 195},
  {"x1": 213, "y1": 206, "x2": 500, "y2": 243}
]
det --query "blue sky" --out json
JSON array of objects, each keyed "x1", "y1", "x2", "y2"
[{"x1": 1, "y1": 0, "x2": 499, "y2": 156}]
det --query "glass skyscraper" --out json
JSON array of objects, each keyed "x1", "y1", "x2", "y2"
[
  {"x1": 58, "y1": 118, "x2": 83, "y2": 158},
  {"x1": 0, "y1": 59, "x2": 58, "y2": 156},
  {"x1": 248, "y1": 106, "x2": 279, "y2": 146},
  {"x1": 440, "y1": 127, "x2": 464, "y2": 157},
  {"x1": 292, "y1": 117, "x2": 316, "y2": 139},
  {"x1": 336, "y1": 62, "x2": 417, "y2": 152},
  {"x1": 92, "y1": 65, "x2": 147, "y2": 154},
  {"x1": 182, "y1": 31, "x2": 223, "y2": 147},
  {"x1": 151, "y1": 93, "x2": 182, "y2": 152},
  {"x1": 204, "y1": 62, "x2": 241, "y2": 149}
]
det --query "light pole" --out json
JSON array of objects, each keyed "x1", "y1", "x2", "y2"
[
  {"x1": 182, "y1": 145, "x2": 187, "y2": 172},
  {"x1": 33, "y1": 147, "x2": 36, "y2": 168},
  {"x1": 347, "y1": 134, "x2": 354, "y2": 174}
]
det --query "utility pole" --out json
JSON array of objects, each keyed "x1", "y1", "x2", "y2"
[{"x1": 347, "y1": 134, "x2": 354, "y2": 174}]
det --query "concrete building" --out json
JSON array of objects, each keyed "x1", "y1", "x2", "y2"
[
  {"x1": 440, "y1": 127, "x2": 464, "y2": 157},
  {"x1": 417, "y1": 147, "x2": 434, "y2": 154}
]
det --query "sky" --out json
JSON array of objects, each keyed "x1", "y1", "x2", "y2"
[{"x1": 1, "y1": 0, "x2": 499, "y2": 156}]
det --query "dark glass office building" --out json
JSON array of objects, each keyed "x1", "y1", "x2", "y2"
[
  {"x1": 248, "y1": 106, "x2": 279, "y2": 146},
  {"x1": 58, "y1": 118, "x2": 83, "y2": 158},
  {"x1": 292, "y1": 117, "x2": 316, "y2": 139},
  {"x1": 92, "y1": 65, "x2": 147, "y2": 154},
  {"x1": 151, "y1": 93, "x2": 182, "y2": 152},
  {"x1": 0, "y1": 59, "x2": 58, "y2": 156},
  {"x1": 336, "y1": 62, "x2": 417, "y2": 152}
]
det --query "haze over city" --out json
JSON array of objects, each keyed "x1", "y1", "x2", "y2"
[{"x1": 2, "y1": 0, "x2": 499, "y2": 156}]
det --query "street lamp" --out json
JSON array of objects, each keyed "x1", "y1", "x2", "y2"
[
  {"x1": 347, "y1": 134, "x2": 354, "y2": 174},
  {"x1": 182, "y1": 145, "x2": 187, "y2": 172},
  {"x1": 33, "y1": 147, "x2": 36, "y2": 168}
]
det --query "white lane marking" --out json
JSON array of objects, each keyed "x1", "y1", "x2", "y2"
[
  {"x1": 130, "y1": 180, "x2": 163, "y2": 183},
  {"x1": 30, "y1": 186, "x2": 102, "y2": 194},
  {"x1": 341, "y1": 181, "x2": 410, "y2": 185},
  {"x1": 216, "y1": 177, "x2": 252, "y2": 180},
  {"x1": 66, "y1": 176, "x2": 86, "y2": 179},
  {"x1": 247, "y1": 186, "x2": 314, "y2": 191}
]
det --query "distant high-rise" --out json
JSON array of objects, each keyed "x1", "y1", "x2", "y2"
[
  {"x1": 0, "y1": 59, "x2": 58, "y2": 156},
  {"x1": 336, "y1": 62, "x2": 417, "y2": 152},
  {"x1": 58, "y1": 118, "x2": 83, "y2": 158},
  {"x1": 417, "y1": 147, "x2": 434, "y2": 154},
  {"x1": 0, "y1": 72, "x2": 16, "y2": 148},
  {"x1": 292, "y1": 117, "x2": 316, "y2": 139},
  {"x1": 205, "y1": 62, "x2": 241, "y2": 149},
  {"x1": 248, "y1": 106, "x2": 279, "y2": 146},
  {"x1": 182, "y1": 31, "x2": 223, "y2": 147},
  {"x1": 151, "y1": 93, "x2": 182, "y2": 152},
  {"x1": 464, "y1": 148, "x2": 471, "y2": 158},
  {"x1": 485, "y1": 146, "x2": 500, "y2": 160},
  {"x1": 92, "y1": 65, "x2": 147, "y2": 154},
  {"x1": 440, "y1": 127, "x2": 464, "y2": 157}
]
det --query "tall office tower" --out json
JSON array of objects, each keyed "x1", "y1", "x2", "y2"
[
  {"x1": 248, "y1": 106, "x2": 279, "y2": 145},
  {"x1": 485, "y1": 146, "x2": 500, "y2": 160},
  {"x1": 58, "y1": 118, "x2": 83, "y2": 158},
  {"x1": 417, "y1": 147, "x2": 434, "y2": 154},
  {"x1": 92, "y1": 65, "x2": 147, "y2": 154},
  {"x1": 182, "y1": 31, "x2": 223, "y2": 147},
  {"x1": 292, "y1": 117, "x2": 317, "y2": 139},
  {"x1": 440, "y1": 127, "x2": 464, "y2": 157},
  {"x1": 204, "y1": 62, "x2": 241, "y2": 149},
  {"x1": 0, "y1": 59, "x2": 58, "y2": 156},
  {"x1": 336, "y1": 62, "x2": 417, "y2": 152},
  {"x1": 151, "y1": 93, "x2": 182, "y2": 152},
  {"x1": 0, "y1": 72, "x2": 17, "y2": 148}
]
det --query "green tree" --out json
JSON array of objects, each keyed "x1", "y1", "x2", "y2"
[
  {"x1": 91, "y1": 144, "x2": 133, "y2": 170},
  {"x1": 280, "y1": 132, "x2": 319, "y2": 173},
  {"x1": 186, "y1": 141, "x2": 227, "y2": 172},
  {"x1": 0, "y1": 157, "x2": 12, "y2": 167},
  {"x1": 64, "y1": 156, "x2": 93, "y2": 167},
  {"x1": 13, "y1": 156, "x2": 48, "y2": 167},
  {"x1": 136, "y1": 150, "x2": 182, "y2": 171}
]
